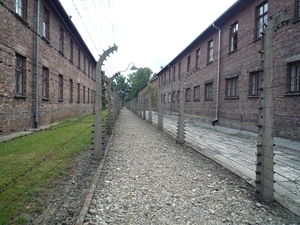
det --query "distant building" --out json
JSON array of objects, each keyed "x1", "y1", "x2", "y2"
[
  {"x1": 140, "y1": 0, "x2": 300, "y2": 140},
  {"x1": 0, "y1": 0, "x2": 96, "y2": 134}
]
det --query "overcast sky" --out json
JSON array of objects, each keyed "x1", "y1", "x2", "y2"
[{"x1": 60, "y1": 0, "x2": 237, "y2": 77}]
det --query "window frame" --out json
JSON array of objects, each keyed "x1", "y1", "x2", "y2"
[
  {"x1": 69, "y1": 79, "x2": 73, "y2": 102},
  {"x1": 196, "y1": 49, "x2": 200, "y2": 69},
  {"x1": 78, "y1": 48, "x2": 81, "y2": 68},
  {"x1": 43, "y1": 7, "x2": 50, "y2": 40},
  {"x1": 70, "y1": 39, "x2": 74, "y2": 62},
  {"x1": 226, "y1": 77, "x2": 238, "y2": 98},
  {"x1": 77, "y1": 83, "x2": 80, "y2": 103},
  {"x1": 256, "y1": 1, "x2": 268, "y2": 39},
  {"x1": 207, "y1": 39, "x2": 213, "y2": 63},
  {"x1": 16, "y1": 0, "x2": 27, "y2": 19},
  {"x1": 185, "y1": 88, "x2": 191, "y2": 102},
  {"x1": 177, "y1": 90, "x2": 180, "y2": 102},
  {"x1": 205, "y1": 82, "x2": 213, "y2": 100},
  {"x1": 42, "y1": 67, "x2": 49, "y2": 100},
  {"x1": 289, "y1": 62, "x2": 300, "y2": 93},
  {"x1": 15, "y1": 53, "x2": 27, "y2": 97},
  {"x1": 58, "y1": 74, "x2": 64, "y2": 101},
  {"x1": 296, "y1": 0, "x2": 300, "y2": 18},
  {"x1": 194, "y1": 85, "x2": 200, "y2": 101},
  {"x1": 59, "y1": 25, "x2": 64, "y2": 53},
  {"x1": 83, "y1": 86, "x2": 86, "y2": 103},
  {"x1": 230, "y1": 21, "x2": 238, "y2": 52},
  {"x1": 187, "y1": 55, "x2": 191, "y2": 72},
  {"x1": 178, "y1": 62, "x2": 181, "y2": 78},
  {"x1": 249, "y1": 72, "x2": 260, "y2": 96},
  {"x1": 173, "y1": 66, "x2": 176, "y2": 81}
]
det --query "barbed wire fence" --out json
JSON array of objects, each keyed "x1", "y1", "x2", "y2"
[{"x1": 125, "y1": 9, "x2": 300, "y2": 216}]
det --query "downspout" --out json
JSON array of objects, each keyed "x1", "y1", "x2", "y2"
[
  {"x1": 167, "y1": 65, "x2": 172, "y2": 115},
  {"x1": 34, "y1": 0, "x2": 40, "y2": 128},
  {"x1": 212, "y1": 23, "x2": 221, "y2": 125}
]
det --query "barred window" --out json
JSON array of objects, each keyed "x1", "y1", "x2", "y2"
[
  {"x1": 43, "y1": 7, "x2": 50, "y2": 39},
  {"x1": 59, "y1": 26, "x2": 64, "y2": 53},
  {"x1": 70, "y1": 79, "x2": 73, "y2": 102},
  {"x1": 187, "y1": 55, "x2": 191, "y2": 71}
]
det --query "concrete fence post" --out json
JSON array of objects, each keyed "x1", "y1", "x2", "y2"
[{"x1": 255, "y1": 11, "x2": 292, "y2": 202}]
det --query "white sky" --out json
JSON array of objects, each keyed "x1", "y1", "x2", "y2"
[{"x1": 59, "y1": 0, "x2": 237, "y2": 77}]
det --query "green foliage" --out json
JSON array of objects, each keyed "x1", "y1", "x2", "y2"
[
  {"x1": 114, "y1": 75, "x2": 130, "y2": 96},
  {"x1": 127, "y1": 67, "x2": 153, "y2": 101},
  {"x1": 151, "y1": 89, "x2": 158, "y2": 110}
]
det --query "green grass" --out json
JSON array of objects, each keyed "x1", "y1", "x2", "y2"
[{"x1": 0, "y1": 111, "x2": 107, "y2": 225}]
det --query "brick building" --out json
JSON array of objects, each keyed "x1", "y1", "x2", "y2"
[
  {"x1": 148, "y1": 0, "x2": 300, "y2": 140},
  {"x1": 0, "y1": 0, "x2": 96, "y2": 134}
]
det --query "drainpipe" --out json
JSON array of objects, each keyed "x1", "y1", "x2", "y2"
[
  {"x1": 212, "y1": 23, "x2": 221, "y2": 126},
  {"x1": 167, "y1": 65, "x2": 172, "y2": 114},
  {"x1": 34, "y1": 0, "x2": 40, "y2": 128}
]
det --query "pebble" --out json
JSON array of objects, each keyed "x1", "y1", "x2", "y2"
[{"x1": 85, "y1": 109, "x2": 300, "y2": 224}]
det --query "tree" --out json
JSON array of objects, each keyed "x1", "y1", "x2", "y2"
[
  {"x1": 127, "y1": 67, "x2": 153, "y2": 101},
  {"x1": 113, "y1": 74, "x2": 130, "y2": 96}
]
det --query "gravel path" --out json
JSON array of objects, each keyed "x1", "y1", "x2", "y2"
[{"x1": 85, "y1": 108, "x2": 300, "y2": 225}]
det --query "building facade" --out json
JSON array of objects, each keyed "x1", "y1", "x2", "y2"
[
  {"x1": 0, "y1": 0, "x2": 96, "y2": 134},
  {"x1": 152, "y1": 0, "x2": 300, "y2": 140}
]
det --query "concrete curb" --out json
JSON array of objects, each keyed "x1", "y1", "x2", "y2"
[{"x1": 75, "y1": 118, "x2": 118, "y2": 225}]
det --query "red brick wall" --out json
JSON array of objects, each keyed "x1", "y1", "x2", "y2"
[
  {"x1": 149, "y1": 0, "x2": 300, "y2": 140},
  {"x1": 0, "y1": 0, "x2": 96, "y2": 134}
]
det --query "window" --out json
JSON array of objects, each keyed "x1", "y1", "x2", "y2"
[
  {"x1": 70, "y1": 39, "x2": 74, "y2": 62},
  {"x1": 59, "y1": 26, "x2": 64, "y2": 53},
  {"x1": 58, "y1": 74, "x2": 63, "y2": 101},
  {"x1": 226, "y1": 77, "x2": 238, "y2": 97},
  {"x1": 208, "y1": 39, "x2": 213, "y2": 63},
  {"x1": 196, "y1": 49, "x2": 201, "y2": 69},
  {"x1": 15, "y1": 54, "x2": 26, "y2": 96},
  {"x1": 83, "y1": 86, "x2": 85, "y2": 103},
  {"x1": 290, "y1": 63, "x2": 300, "y2": 92},
  {"x1": 87, "y1": 88, "x2": 90, "y2": 103},
  {"x1": 78, "y1": 48, "x2": 81, "y2": 68},
  {"x1": 164, "y1": 73, "x2": 166, "y2": 84},
  {"x1": 88, "y1": 62, "x2": 90, "y2": 77},
  {"x1": 168, "y1": 70, "x2": 171, "y2": 83},
  {"x1": 205, "y1": 83, "x2": 213, "y2": 99},
  {"x1": 42, "y1": 67, "x2": 49, "y2": 99},
  {"x1": 256, "y1": 1, "x2": 268, "y2": 38},
  {"x1": 177, "y1": 91, "x2": 180, "y2": 102},
  {"x1": 178, "y1": 62, "x2": 181, "y2": 78},
  {"x1": 172, "y1": 91, "x2": 176, "y2": 102},
  {"x1": 43, "y1": 7, "x2": 50, "y2": 39},
  {"x1": 186, "y1": 88, "x2": 191, "y2": 102},
  {"x1": 84, "y1": 56, "x2": 86, "y2": 73},
  {"x1": 249, "y1": 72, "x2": 260, "y2": 96},
  {"x1": 173, "y1": 66, "x2": 176, "y2": 81},
  {"x1": 187, "y1": 55, "x2": 191, "y2": 71},
  {"x1": 16, "y1": 0, "x2": 26, "y2": 18},
  {"x1": 230, "y1": 22, "x2": 238, "y2": 52},
  {"x1": 70, "y1": 79, "x2": 73, "y2": 102},
  {"x1": 77, "y1": 83, "x2": 80, "y2": 103},
  {"x1": 168, "y1": 93, "x2": 171, "y2": 102},
  {"x1": 194, "y1": 85, "x2": 200, "y2": 101}
]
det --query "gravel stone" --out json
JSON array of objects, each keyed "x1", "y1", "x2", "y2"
[{"x1": 86, "y1": 108, "x2": 300, "y2": 224}]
